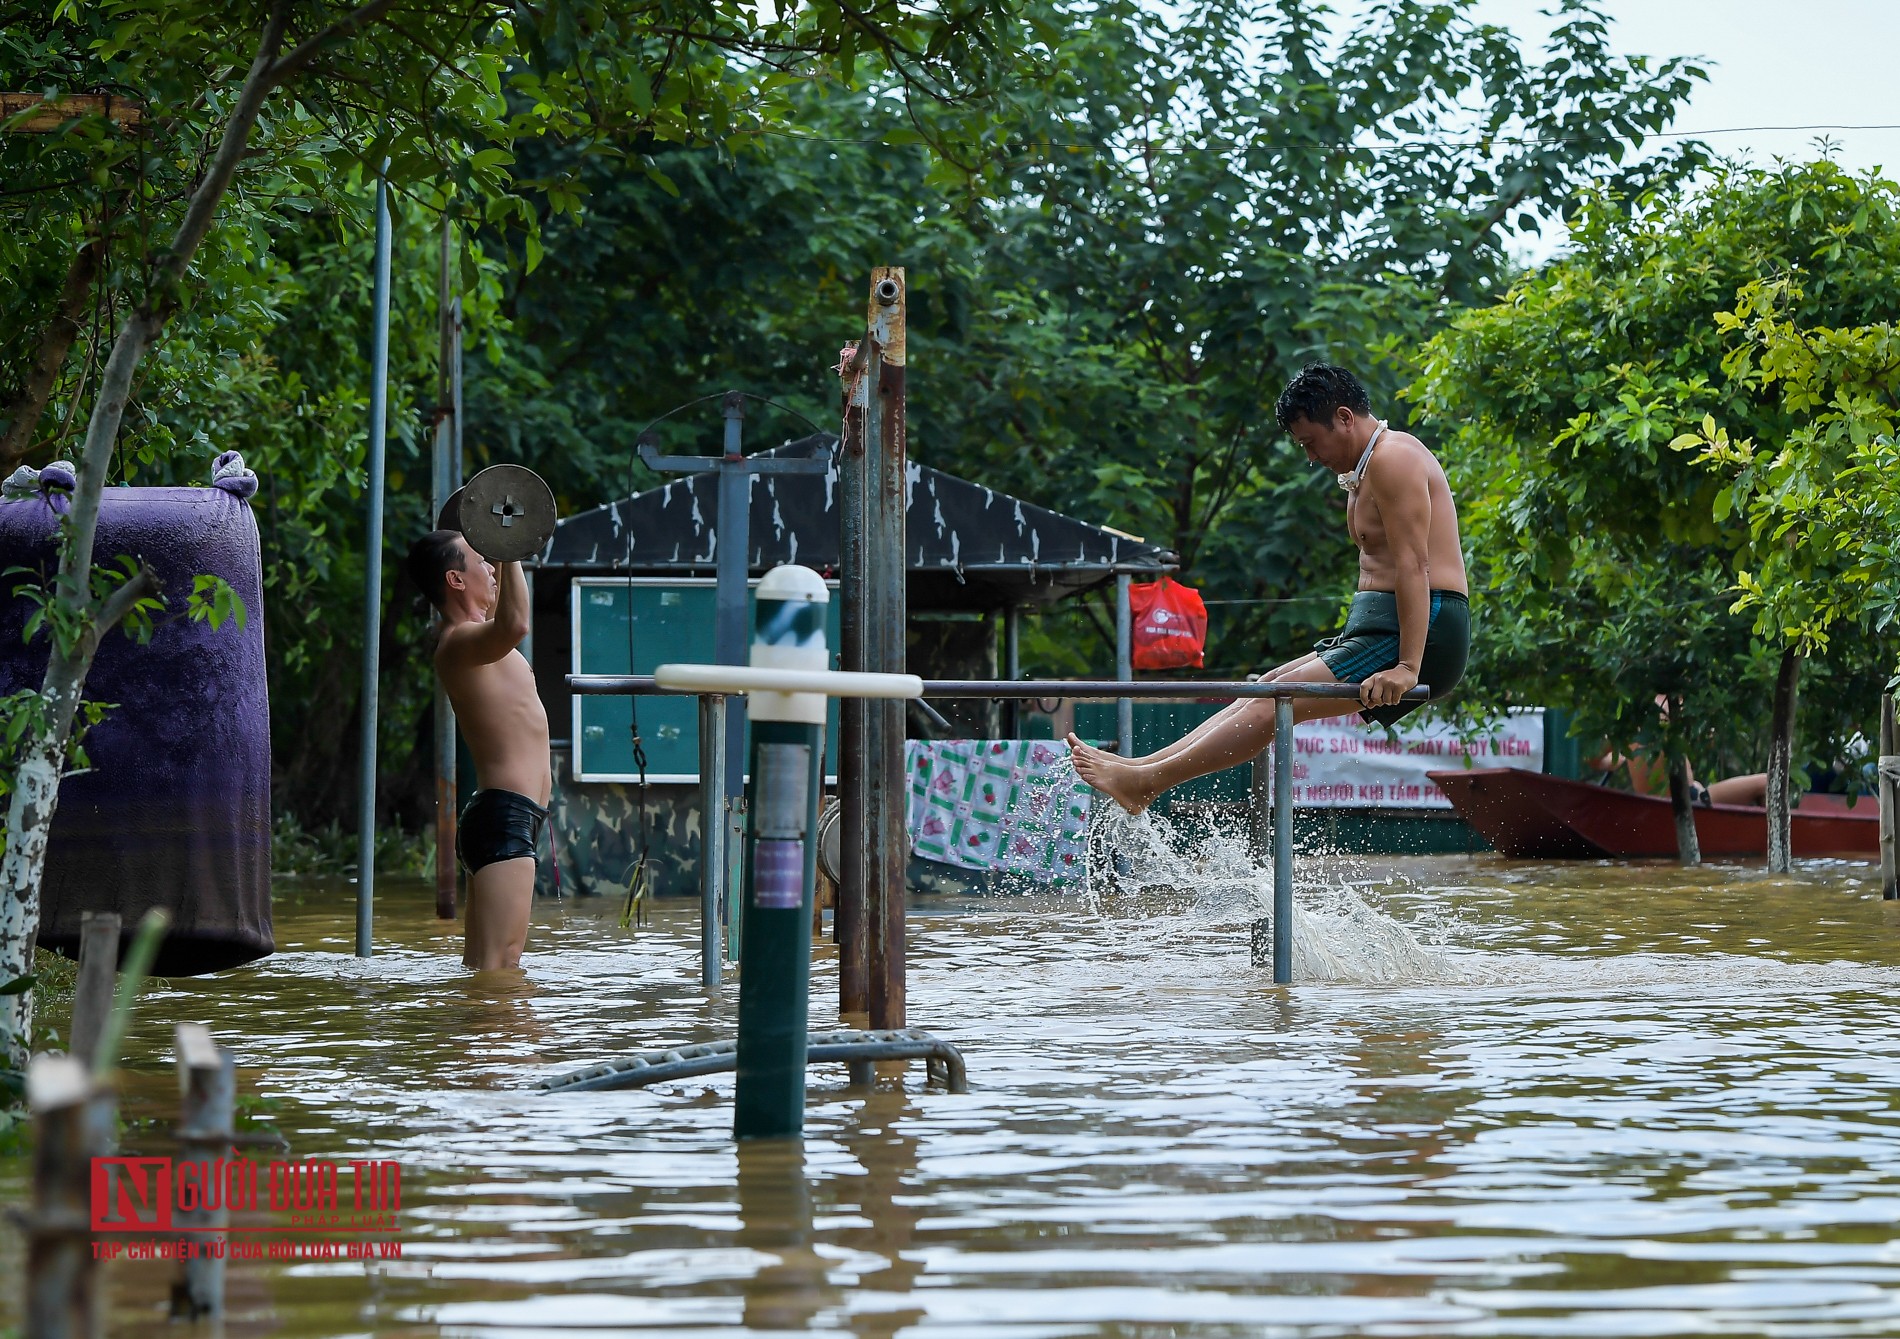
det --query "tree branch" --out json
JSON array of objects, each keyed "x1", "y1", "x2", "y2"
[
  {"x1": 92, "y1": 566, "x2": 160, "y2": 641},
  {"x1": 149, "y1": 5, "x2": 295, "y2": 308},
  {"x1": 0, "y1": 237, "x2": 103, "y2": 468},
  {"x1": 269, "y1": 0, "x2": 410, "y2": 85}
]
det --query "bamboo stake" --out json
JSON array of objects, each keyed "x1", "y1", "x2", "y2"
[
  {"x1": 66, "y1": 912, "x2": 119, "y2": 1069},
  {"x1": 25, "y1": 1054, "x2": 109, "y2": 1339},
  {"x1": 169, "y1": 1024, "x2": 233, "y2": 1321}
]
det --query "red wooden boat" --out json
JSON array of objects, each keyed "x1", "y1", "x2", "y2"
[{"x1": 1427, "y1": 767, "x2": 1879, "y2": 859}]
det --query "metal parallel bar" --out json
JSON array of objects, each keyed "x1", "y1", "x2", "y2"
[
  {"x1": 568, "y1": 675, "x2": 1429, "y2": 702},
  {"x1": 1248, "y1": 750, "x2": 1271, "y2": 862},
  {"x1": 838, "y1": 341, "x2": 875, "y2": 1017},
  {"x1": 1272, "y1": 696, "x2": 1294, "y2": 984},
  {"x1": 1003, "y1": 605, "x2": 1022, "y2": 736},
  {"x1": 726, "y1": 798, "x2": 746, "y2": 964},
  {"x1": 1115, "y1": 573, "x2": 1133, "y2": 755},
  {"x1": 356, "y1": 170, "x2": 391, "y2": 961},
  {"x1": 715, "y1": 394, "x2": 750, "y2": 830},
  {"x1": 697, "y1": 694, "x2": 726, "y2": 989}
]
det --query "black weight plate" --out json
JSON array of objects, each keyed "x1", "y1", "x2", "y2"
[
  {"x1": 437, "y1": 484, "x2": 466, "y2": 532},
  {"x1": 459, "y1": 464, "x2": 557, "y2": 562}
]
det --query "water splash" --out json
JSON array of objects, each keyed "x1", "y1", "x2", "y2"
[{"x1": 1083, "y1": 804, "x2": 1470, "y2": 984}]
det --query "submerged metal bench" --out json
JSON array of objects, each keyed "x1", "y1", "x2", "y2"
[{"x1": 538, "y1": 1027, "x2": 969, "y2": 1095}]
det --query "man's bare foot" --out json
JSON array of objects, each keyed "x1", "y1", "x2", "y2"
[
  {"x1": 1066, "y1": 734, "x2": 1114, "y2": 765},
  {"x1": 1066, "y1": 733, "x2": 1162, "y2": 814}
]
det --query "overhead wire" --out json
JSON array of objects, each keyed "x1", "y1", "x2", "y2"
[{"x1": 729, "y1": 120, "x2": 1900, "y2": 155}]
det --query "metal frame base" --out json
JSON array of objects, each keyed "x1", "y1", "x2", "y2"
[{"x1": 537, "y1": 1028, "x2": 969, "y2": 1094}]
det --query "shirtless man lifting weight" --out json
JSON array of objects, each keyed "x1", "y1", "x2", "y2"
[
  {"x1": 1070, "y1": 363, "x2": 1471, "y2": 813},
  {"x1": 405, "y1": 531, "x2": 551, "y2": 970}
]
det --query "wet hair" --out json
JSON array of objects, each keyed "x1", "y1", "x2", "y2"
[
  {"x1": 405, "y1": 530, "x2": 466, "y2": 609},
  {"x1": 1274, "y1": 363, "x2": 1371, "y2": 432}
]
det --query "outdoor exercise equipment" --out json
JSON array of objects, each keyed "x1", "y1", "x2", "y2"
[
  {"x1": 438, "y1": 463, "x2": 557, "y2": 563},
  {"x1": 732, "y1": 564, "x2": 829, "y2": 1138},
  {"x1": 548, "y1": 563, "x2": 941, "y2": 1138},
  {"x1": 662, "y1": 409, "x2": 827, "y2": 884},
  {"x1": 570, "y1": 672, "x2": 1429, "y2": 986},
  {"x1": 541, "y1": 1028, "x2": 968, "y2": 1096}
]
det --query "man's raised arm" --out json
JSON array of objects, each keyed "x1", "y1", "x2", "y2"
[{"x1": 441, "y1": 559, "x2": 531, "y2": 666}]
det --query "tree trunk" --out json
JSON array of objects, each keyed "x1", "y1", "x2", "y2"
[
  {"x1": 1667, "y1": 752, "x2": 1701, "y2": 866},
  {"x1": 0, "y1": 742, "x2": 63, "y2": 1069},
  {"x1": 1766, "y1": 647, "x2": 1800, "y2": 874},
  {"x1": 0, "y1": 237, "x2": 103, "y2": 468}
]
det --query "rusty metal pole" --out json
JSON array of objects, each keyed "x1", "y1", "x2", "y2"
[
  {"x1": 25, "y1": 1054, "x2": 109, "y2": 1339},
  {"x1": 432, "y1": 214, "x2": 461, "y2": 921},
  {"x1": 67, "y1": 911, "x2": 119, "y2": 1069},
  {"x1": 868, "y1": 269, "x2": 908, "y2": 1031},
  {"x1": 170, "y1": 1023, "x2": 233, "y2": 1321},
  {"x1": 838, "y1": 343, "x2": 876, "y2": 1020}
]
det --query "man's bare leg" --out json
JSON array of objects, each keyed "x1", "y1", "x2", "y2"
[
  {"x1": 465, "y1": 857, "x2": 534, "y2": 970},
  {"x1": 1067, "y1": 657, "x2": 1357, "y2": 814},
  {"x1": 1082, "y1": 653, "x2": 1330, "y2": 768}
]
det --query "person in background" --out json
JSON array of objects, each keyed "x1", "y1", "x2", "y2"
[{"x1": 405, "y1": 530, "x2": 550, "y2": 971}]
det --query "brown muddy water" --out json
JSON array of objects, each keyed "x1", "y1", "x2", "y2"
[{"x1": 6, "y1": 831, "x2": 1900, "y2": 1337}]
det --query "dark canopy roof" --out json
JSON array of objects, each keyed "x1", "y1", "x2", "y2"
[{"x1": 535, "y1": 433, "x2": 1174, "y2": 611}]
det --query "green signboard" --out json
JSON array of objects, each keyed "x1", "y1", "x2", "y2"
[{"x1": 571, "y1": 578, "x2": 843, "y2": 781}]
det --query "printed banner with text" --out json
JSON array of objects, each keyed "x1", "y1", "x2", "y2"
[{"x1": 1274, "y1": 708, "x2": 1544, "y2": 808}]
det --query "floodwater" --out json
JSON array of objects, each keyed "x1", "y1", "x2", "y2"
[{"x1": 8, "y1": 827, "x2": 1900, "y2": 1337}]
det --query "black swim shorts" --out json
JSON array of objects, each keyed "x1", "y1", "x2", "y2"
[
  {"x1": 457, "y1": 788, "x2": 548, "y2": 875},
  {"x1": 1314, "y1": 589, "x2": 1470, "y2": 727}
]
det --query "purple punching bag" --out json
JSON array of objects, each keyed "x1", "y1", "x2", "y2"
[{"x1": 0, "y1": 453, "x2": 271, "y2": 975}]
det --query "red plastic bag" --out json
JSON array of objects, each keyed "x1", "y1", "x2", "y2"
[{"x1": 1128, "y1": 576, "x2": 1208, "y2": 670}]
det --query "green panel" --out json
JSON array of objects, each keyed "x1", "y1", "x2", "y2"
[
  {"x1": 573, "y1": 580, "x2": 842, "y2": 780},
  {"x1": 1072, "y1": 701, "x2": 1252, "y2": 807},
  {"x1": 1543, "y1": 708, "x2": 1581, "y2": 780}
]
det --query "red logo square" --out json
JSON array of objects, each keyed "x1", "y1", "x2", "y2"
[{"x1": 91, "y1": 1157, "x2": 173, "y2": 1231}]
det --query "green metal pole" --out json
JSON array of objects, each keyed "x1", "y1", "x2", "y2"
[{"x1": 734, "y1": 566, "x2": 830, "y2": 1140}]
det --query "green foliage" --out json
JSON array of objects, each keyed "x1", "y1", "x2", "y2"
[
  {"x1": 1413, "y1": 160, "x2": 1900, "y2": 770},
  {"x1": 1673, "y1": 279, "x2": 1900, "y2": 669},
  {"x1": 187, "y1": 573, "x2": 246, "y2": 632},
  {"x1": 271, "y1": 811, "x2": 434, "y2": 878},
  {"x1": 0, "y1": 949, "x2": 77, "y2": 1147},
  {"x1": 486, "y1": 0, "x2": 1708, "y2": 679},
  {"x1": 0, "y1": 691, "x2": 114, "y2": 860},
  {"x1": 0, "y1": 0, "x2": 1715, "y2": 832}
]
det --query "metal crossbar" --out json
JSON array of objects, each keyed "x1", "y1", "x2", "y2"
[
  {"x1": 569, "y1": 674, "x2": 1429, "y2": 701},
  {"x1": 565, "y1": 672, "x2": 1434, "y2": 988},
  {"x1": 537, "y1": 1028, "x2": 969, "y2": 1094}
]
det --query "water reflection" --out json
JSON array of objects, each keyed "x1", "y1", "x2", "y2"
[{"x1": 2, "y1": 854, "x2": 1900, "y2": 1335}]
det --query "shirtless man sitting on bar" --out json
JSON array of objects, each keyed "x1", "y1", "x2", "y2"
[
  {"x1": 405, "y1": 531, "x2": 551, "y2": 970},
  {"x1": 1070, "y1": 363, "x2": 1471, "y2": 814}
]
